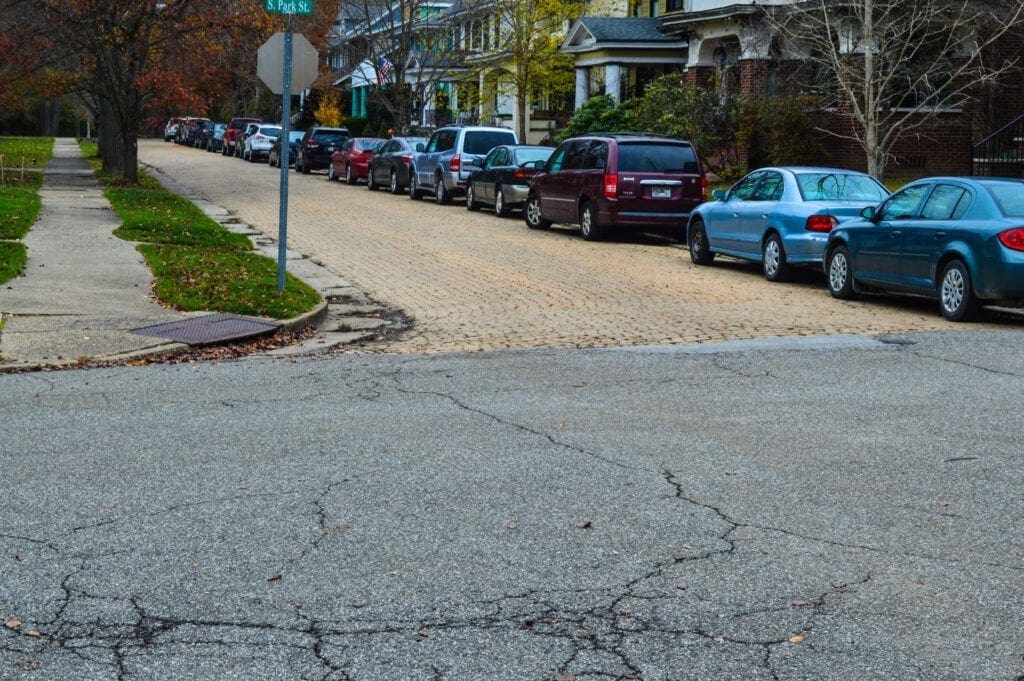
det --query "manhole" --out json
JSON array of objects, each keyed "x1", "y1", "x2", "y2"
[{"x1": 131, "y1": 313, "x2": 280, "y2": 346}]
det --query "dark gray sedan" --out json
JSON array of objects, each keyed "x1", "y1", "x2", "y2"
[
  {"x1": 366, "y1": 137, "x2": 427, "y2": 194},
  {"x1": 466, "y1": 145, "x2": 552, "y2": 217}
]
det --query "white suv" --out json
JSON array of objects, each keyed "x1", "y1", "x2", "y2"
[
  {"x1": 409, "y1": 126, "x2": 518, "y2": 204},
  {"x1": 242, "y1": 124, "x2": 282, "y2": 163}
]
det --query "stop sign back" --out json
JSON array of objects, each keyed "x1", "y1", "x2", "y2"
[{"x1": 258, "y1": 32, "x2": 319, "y2": 95}]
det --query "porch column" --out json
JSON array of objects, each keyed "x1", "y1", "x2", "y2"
[
  {"x1": 575, "y1": 67, "x2": 589, "y2": 111},
  {"x1": 605, "y1": 63, "x2": 622, "y2": 103}
]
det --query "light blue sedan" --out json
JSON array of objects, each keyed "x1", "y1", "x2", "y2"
[
  {"x1": 825, "y1": 177, "x2": 1024, "y2": 321},
  {"x1": 687, "y1": 167, "x2": 889, "y2": 281}
]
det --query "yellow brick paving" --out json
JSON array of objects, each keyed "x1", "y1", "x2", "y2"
[{"x1": 140, "y1": 140, "x2": 1004, "y2": 354}]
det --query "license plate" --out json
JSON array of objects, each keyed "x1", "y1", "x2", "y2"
[
  {"x1": 652, "y1": 187, "x2": 671, "y2": 198},
  {"x1": 327, "y1": 146, "x2": 335, "y2": 152}
]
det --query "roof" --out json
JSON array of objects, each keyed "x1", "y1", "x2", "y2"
[{"x1": 576, "y1": 17, "x2": 672, "y2": 43}]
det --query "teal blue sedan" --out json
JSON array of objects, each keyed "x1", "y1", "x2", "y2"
[{"x1": 825, "y1": 177, "x2": 1024, "y2": 321}]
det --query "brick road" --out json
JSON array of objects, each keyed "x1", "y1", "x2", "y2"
[{"x1": 139, "y1": 139, "x2": 1004, "y2": 353}]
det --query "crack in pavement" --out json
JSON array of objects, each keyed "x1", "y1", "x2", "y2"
[{"x1": 910, "y1": 351, "x2": 1024, "y2": 377}]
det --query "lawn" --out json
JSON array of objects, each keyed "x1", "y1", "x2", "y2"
[
  {"x1": 0, "y1": 136, "x2": 51, "y2": 284},
  {"x1": 78, "y1": 140, "x2": 320, "y2": 319}
]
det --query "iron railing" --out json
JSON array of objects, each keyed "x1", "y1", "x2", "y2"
[{"x1": 972, "y1": 112, "x2": 1024, "y2": 177}]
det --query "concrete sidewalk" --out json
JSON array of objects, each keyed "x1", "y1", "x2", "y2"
[{"x1": 0, "y1": 139, "x2": 191, "y2": 369}]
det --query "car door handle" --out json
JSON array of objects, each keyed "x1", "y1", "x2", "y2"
[
  {"x1": 732, "y1": 213, "x2": 740, "y2": 218},
  {"x1": 890, "y1": 231, "x2": 902, "y2": 238},
  {"x1": 934, "y1": 231, "x2": 947, "y2": 239}
]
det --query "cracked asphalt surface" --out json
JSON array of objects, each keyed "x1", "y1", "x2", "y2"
[{"x1": 2, "y1": 331, "x2": 1022, "y2": 679}]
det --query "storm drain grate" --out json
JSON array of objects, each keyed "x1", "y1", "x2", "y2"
[{"x1": 131, "y1": 313, "x2": 281, "y2": 346}]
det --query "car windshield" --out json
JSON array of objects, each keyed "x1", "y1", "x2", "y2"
[
  {"x1": 464, "y1": 131, "x2": 517, "y2": 155},
  {"x1": 796, "y1": 173, "x2": 887, "y2": 201},
  {"x1": 616, "y1": 142, "x2": 699, "y2": 173},
  {"x1": 513, "y1": 148, "x2": 552, "y2": 165},
  {"x1": 401, "y1": 137, "x2": 426, "y2": 148},
  {"x1": 260, "y1": 127, "x2": 282, "y2": 137},
  {"x1": 981, "y1": 181, "x2": 1024, "y2": 217},
  {"x1": 289, "y1": 131, "x2": 304, "y2": 142}
]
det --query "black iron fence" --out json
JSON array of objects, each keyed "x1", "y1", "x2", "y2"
[{"x1": 973, "y1": 113, "x2": 1024, "y2": 177}]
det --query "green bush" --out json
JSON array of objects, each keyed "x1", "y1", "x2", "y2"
[
  {"x1": 555, "y1": 95, "x2": 634, "y2": 143},
  {"x1": 344, "y1": 117, "x2": 369, "y2": 136}
]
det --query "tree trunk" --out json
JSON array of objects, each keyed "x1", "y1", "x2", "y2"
[{"x1": 41, "y1": 100, "x2": 61, "y2": 136}]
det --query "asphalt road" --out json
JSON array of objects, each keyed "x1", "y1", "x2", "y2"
[{"x1": 2, "y1": 331, "x2": 1022, "y2": 679}]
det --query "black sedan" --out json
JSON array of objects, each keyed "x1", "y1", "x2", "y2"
[
  {"x1": 268, "y1": 131, "x2": 305, "y2": 168},
  {"x1": 366, "y1": 136, "x2": 426, "y2": 194},
  {"x1": 466, "y1": 145, "x2": 552, "y2": 216}
]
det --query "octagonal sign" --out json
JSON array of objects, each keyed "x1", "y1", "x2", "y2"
[{"x1": 258, "y1": 32, "x2": 319, "y2": 95}]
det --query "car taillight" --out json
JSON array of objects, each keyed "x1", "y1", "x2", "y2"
[
  {"x1": 604, "y1": 173, "x2": 618, "y2": 200},
  {"x1": 402, "y1": 154, "x2": 412, "y2": 165},
  {"x1": 806, "y1": 215, "x2": 839, "y2": 232},
  {"x1": 998, "y1": 227, "x2": 1024, "y2": 251},
  {"x1": 449, "y1": 154, "x2": 461, "y2": 173},
  {"x1": 513, "y1": 168, "x2": 526, "y2": 180},
  {"x1": 307, "y1": 140, "x2": 319, "y2": 148},
  {"x1": 254, "y1": 134, "x2": 265, "y2": 140}
]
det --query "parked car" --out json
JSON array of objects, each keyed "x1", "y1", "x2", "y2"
[
  {"x1": 241, "y1": 124, "x2": 282, "y2": 162},
  {"x1": 409, "y1": 125, "x2": 518, "y2": 204},
  {"x1": 295, "y1": 126, "x2": 352, "y2": 174},
  {"x1": 524, "y1": 132, "x2": 706, "y2": 241},
  {"x1": 466, "y1": 145, "x2": 552, "y2": 216},
  {"x1": 178, "y1": 117, "x2": 209, "y2": 146},
  {"x1": 687, "y1": 167, "x2": 889, "y2": 281},
  {"x1": 366, "y1": 136, "x2": 426, "y2": 194},
  {"x1": 234, "y1": 122, "x2": 261, "y2": 158},
  {"x1": 329, "y1": 137, "x2": 385, "y2": 184},
  {"x1": 221, "y1": 116, "x2": 262, "y2": 156},
  {"x1": 268, "y1": 130, "x2": 305, "y2": 167},
  {"x1": 825, "y1": 177, "x2": 1024, "y2": 321},
  {"x1": 196, "y1": 122, "x2": 223, "y2": 150},
  {"x1": 163, "y1": 118, "x2": 183, "y2": 142},
  {"x1": 205, "y1": 123, "x2": 228, "y2": 153}
]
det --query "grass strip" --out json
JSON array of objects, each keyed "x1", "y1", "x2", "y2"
[
  {"x1": 139, "y1": 244, "x2": 321, "y2": 319},
  {"x1": 0, "y1": 174, "x2": 42, "y2": 240},
  {"x1": 0, "y1": 137, "x2": 53, "y2": 173},
  {"x1": 0, "y1": 241, "x2": 26, "y2": 285},
  {"x1": 77, "y1": 140, "x2": 320, "y2": 319}
]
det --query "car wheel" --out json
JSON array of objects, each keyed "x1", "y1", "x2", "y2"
[
  {"x1": 390, "y1": 169, "x2": 403, "y2": 195},
  {"x1": 689, "y1": 219, "x2": 715, "y2": 265},
  {"x1": 494, "y1": 187, "x2": 510, "y2": 217},
  {"x1": 579, "y1": 201, "x2": 604, "y2": 241},
  {"x1": 826, "y1": 245, "x2": 856, "y2": 299},
  {"x1": 938, "y1": 259, "x2": 980, "y2": 322},
  {"x1": 367, "y1": 168, "x2": 379, "y2": 191},
  {"x1": 466, "y1": 183, "x2": 480, "y2": 211},
  {"x1": 327, "y1": 163, "x2": 336, "y2": 181},
  {"x1": 345, "y1": 164, "x2": 357, "y2": 185},
  {"x1": 409, "y1": 173, "x2": 423, "y2": 200},
  {"x1": 435, "y1": 174, "x2": 452, "y2": 205},
  {"x1": 524, "y1": 193, "x2": 551, "y2": 230},
  {"x1": 301, "y1": 158, "x2": 311, "y2": 174},
  {"x1": 762, "y1": 232, "x2": 790, "y2": 282}
]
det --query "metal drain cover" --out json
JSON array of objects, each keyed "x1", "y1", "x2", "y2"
[{"x1": 131, "y1": 313, "x2": 280, "y2": 346}]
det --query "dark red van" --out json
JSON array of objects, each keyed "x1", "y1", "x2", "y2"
[{"x1": 523, "y1": 133, "x2": 706, "y2": 241}]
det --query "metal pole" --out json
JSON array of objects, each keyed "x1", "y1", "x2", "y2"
[{"x1": 277, "y1": 13, "x2": 294, "y2": 292}]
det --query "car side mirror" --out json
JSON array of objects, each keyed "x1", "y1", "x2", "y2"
[
  {"x1": 415, "y1": 143, "x2": 425, "y2": 152},
  {"x1": 535, "y1": 160, "x2": 546, "y2": 172},
  {"x1": 860, "y1": 206, "x2": 877, "y2": 220},
  {"x1": 711, "y1": 189, "x2": 727, "y2": 201}
]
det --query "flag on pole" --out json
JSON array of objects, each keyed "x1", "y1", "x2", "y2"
[{"x1": 376, "y1": 56, "x2": 395, "y2": 85}]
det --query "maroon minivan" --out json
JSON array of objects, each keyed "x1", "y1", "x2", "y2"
[{"x1": 523, "y1": 133, "x2": 707, "y2": 241}]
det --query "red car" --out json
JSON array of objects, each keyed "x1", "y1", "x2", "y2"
[
  {"x1": 221, "y1": 116, "x2": 262, "y2": 156},
  {"x1": 328, "y1": 137, "x2": 386, "y2": 185}
]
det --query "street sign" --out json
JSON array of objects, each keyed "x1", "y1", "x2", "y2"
[
  {"x1": 265, "y1": 0, "x2": 312, "y2": 14},
  {"x1": 257, "y1": 32, "x2": 318, "y2": 95}
]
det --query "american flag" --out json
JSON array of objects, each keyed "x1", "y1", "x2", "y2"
[{"x1": 376, "y1": 56, "x2": 395, "y2": 85}]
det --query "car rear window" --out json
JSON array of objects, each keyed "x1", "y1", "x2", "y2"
[
  {"x1": 513, "y1": 148, "x2": 551, "y2": 165},
  {"x1": 616, "y1": 142, "x2": 699, "y2": 173},
  {"x1": 356, "y1": 139, "x2": 385, "y2": 151},
  {"x1": 464, "y1": 131, "x2": 517, "y2": 155},
  {"x1": 260, "y1": 127, "x2": 282, "y2": 138},
  {"x1": 981, "y1": 181, "x2": 1024, "y2": 217},
  {"x1": 314, "y1": 131, "x2": 350, "y2": 144},
  {"x1": 796, "y1": 173, "x2": 887, "y2": 201}
]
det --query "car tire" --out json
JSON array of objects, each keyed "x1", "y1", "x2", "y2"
[
  {"x1": 494, "y1": 187, "x2": 510, "y2": 217},
  {"x1": 689, "y1": 220, "x2": 715, "y2": 265},
  {"x1": 434, "y1": 174, "x2": 452, "y2": 205},
  {"x1": 345, "y1": 164, "x2": 357, "y2": 185},
  {"x1": 579, "y1": 201, "x2": 604, "y2": 241},
  {"x1": 367, "y1": 169, "x2": 379, "y2": 191},
  {"x1": 524, "y1": 193, "x2": 551, "y2": 230},
  {"x1": 826, "y1": 245, "x2": 857, "y2": 299},
  {"x1": 301, "y1": 158, "x2": 311, "y2": 174},
  {"x1": 327, "y1": 163, "x2": 336, "y2": 181},
  {"x1": 938, "y1": 259, "x2": 980, "y2": 322},
  {"x1": 390, "y1": 169, "x2": 403, "y2": 195},
  {"x1": 466, "y1": 183, "x2": 480, "y2": 211},
  {"x1": 762, "y1": 232, "x2": 791, "y2": 282},
  {"x1": 409, "y1": 173, "x2": 423, "y2": 200}
]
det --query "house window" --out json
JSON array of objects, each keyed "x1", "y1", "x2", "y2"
[
  {"x1": 649, "y1": 0, "x2": 658, "y2": 17},
  {"x1": 666, "y1": 0, "x2": 682, "y2": 10}
]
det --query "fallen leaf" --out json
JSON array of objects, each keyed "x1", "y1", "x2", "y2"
[
  {"x1": 576, "y1": 520, "x2": 592, "y2": 529},
  {"x1": 713, "y1": 636, "x2": 725, "y2": 643},
  {"x1": 506, "y1": 523, "x2": 518, "y2": 530},
  {"x1": 560, "y1": 420, "x2": 568, "y2": 427},
  {"x1": 350, "y1": 602, "x2": 367, "y2": 609},
  {"x1": 791, "y1": 600, "x2": 809, "y2": 607},
  {"x1": 5, "y1": 620, "x2": 21, "y2": 630},
  {"x1": 681, "y1": 543, "x2": 693, "y2": 550},
  {"x1": 788, "y1": 635, "x2": 805, "y2": 644},
  {"x1": 389, "y1": 571, "x2": 398, "y2": 576},
  {"x1": 555, "y1": 672, "x2": 575, "y2": 681},
  {"x1": 266, "y1": 574, "x2": 282, "y2": 582},
  {"x1": 335, "y1": 524, "x2": 352, "y2": 532},
  {"x1": 415, "y1": 628, "x2": 428, "y2": 641},
  {"x1": 27, "y1": 631, "x2": 40, "y2": 638}
]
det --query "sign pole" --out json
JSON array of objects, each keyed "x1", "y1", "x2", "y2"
[{"x1": 277, "y1": 13, "x2": 293, "y2": 292}]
